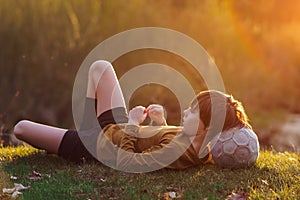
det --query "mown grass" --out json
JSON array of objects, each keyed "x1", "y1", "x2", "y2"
[{"x1": 0, "y1": 146, "x2": 299, "y2": 200}]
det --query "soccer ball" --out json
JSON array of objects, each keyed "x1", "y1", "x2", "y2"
[{"x1": 211, "y1": 127, "x2": 259, "y2": 168}]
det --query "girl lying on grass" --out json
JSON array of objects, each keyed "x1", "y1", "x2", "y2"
[{"x1": 13, "y1": 60, "x2": 254, "y2": 172}]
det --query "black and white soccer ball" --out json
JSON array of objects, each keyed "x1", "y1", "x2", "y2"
[{"x1": 211, "y1": 127, "x2": 259, "y2": 168}]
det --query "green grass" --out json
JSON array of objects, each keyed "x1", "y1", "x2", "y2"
[{"x1": 0, "y1": 146, "x2": 299, "y2": 199}]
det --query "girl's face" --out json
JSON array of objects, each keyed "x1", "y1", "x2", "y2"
[{"x1": 182, "y1": 107, "x2": 206, "y2": 137}]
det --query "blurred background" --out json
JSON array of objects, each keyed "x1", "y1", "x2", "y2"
[{"x1": 0, "y1": 0, "x2": 299, "y2": 151}]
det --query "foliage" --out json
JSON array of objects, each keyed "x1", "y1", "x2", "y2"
[
  {"x1": 0, "y1": 145, "x2": 40, "y2": 161},
  {"x1": 1, "y1": 0, "x2": 300, "y2": 141},
  {"x1": 0, "y1": 146, "x2": 299, "y2": 199}
]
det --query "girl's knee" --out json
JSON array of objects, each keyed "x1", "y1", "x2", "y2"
[
  {"x1": 13, "y1": 120, "x2": 31, "y2": 138},
  {"x1": 89, "y1": 60, "x2": 112, "y2": 75},
  {"x1": 88, "y1": 60, "x2": 115, "y2": 86}
]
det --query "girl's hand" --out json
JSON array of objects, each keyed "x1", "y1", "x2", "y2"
[
  {"x1": 146, "y1": 104, "x2": 166, "y2": 125},
  {"x1": 128, "y1": 106, "x2": 147, "y2": 125}
]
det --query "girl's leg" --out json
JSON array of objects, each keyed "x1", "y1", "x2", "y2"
[
  {"x1": 13, "y1": 60, "x2": 125, "y2": 154},
  {"x1": 86, "y1": 60, "x2": 126, "y2": 117},
  {"x1": 13, "y1": 120, "x2": 66, "y2": 154}
]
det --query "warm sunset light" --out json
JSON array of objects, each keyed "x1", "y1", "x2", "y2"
[
  {"x1": 0, "y1": 1, "x2": 299, "y2": 199},
  {"x1": 0, "y1": 0, "x2": 299, "y2": 150}
]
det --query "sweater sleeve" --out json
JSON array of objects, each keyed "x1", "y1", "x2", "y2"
[
  {"x1": 118, "y1": 124, "x2": 139, "y2": 153},
  {"x1": 116, "y1": 125, "x2": 194, "y2": 173}
]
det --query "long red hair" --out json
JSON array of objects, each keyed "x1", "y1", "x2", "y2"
[{"x1": 190, "y1": 90, "x2": 252, "y2": 131}]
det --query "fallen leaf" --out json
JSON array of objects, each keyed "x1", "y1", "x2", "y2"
[
  {"x1": 14, "y1": 183, "x2": 31, "y2": 191},
  {"x1": 168, "y1": 191, "x2": 176, "y2": 198},
  {"x1": 32, "y1": 170, "x2": 42, "y2": 177},
  {"x1": 29, "y1": 170, "x2": 50, "y2": 180},
  {"x1": 100, "y1": 178, "x2": 106, "y2": 182},
  {"x1": 163, "y1": 191, "x2": 179, "y2": 199},
  {"x1": 11, "y1": 191, "x2": 22, "y2": 199},
  {"x1": 164, "y1": 192, "x2": 170, "y2": 200},
  {"x1": 10, "y1": 175, "x2": 18, "y2": 180},
  {"x1": 227, "y1": 192, "x2": 250, "y2": 200},
  {"x1": 2, "y1": 183, "x2": 31, "y2": 199},
  {"x1": 261, "y1": 179, "x2": 269, "y2": 185},
  {"x1": 3, "y1": 187, "x2": 15, "y2": 194}
]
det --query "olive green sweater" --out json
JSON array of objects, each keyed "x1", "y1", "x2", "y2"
[{"x1": 97, "y1": 124, "x2": 209, "y2": 173}]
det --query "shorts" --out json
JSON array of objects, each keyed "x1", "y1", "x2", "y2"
[{"x1": 58, "y1": 107, "x2": 128, "y2": 163}]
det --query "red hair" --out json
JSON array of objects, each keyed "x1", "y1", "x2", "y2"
[{"x1": 190, "y1": 90, "x2": 251, "y2": 131}]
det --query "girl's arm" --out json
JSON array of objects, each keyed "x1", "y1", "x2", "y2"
[
  {"x1": 116, "y1": 127, "x2": 194, "y2": 173},
  {"x1": 115, "y1": 106, "x2": 194, "y2": 172}
]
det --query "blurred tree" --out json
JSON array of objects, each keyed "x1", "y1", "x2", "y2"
[{"x1": 0, "y1": 0, "x2": 299, "y2": 133}]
